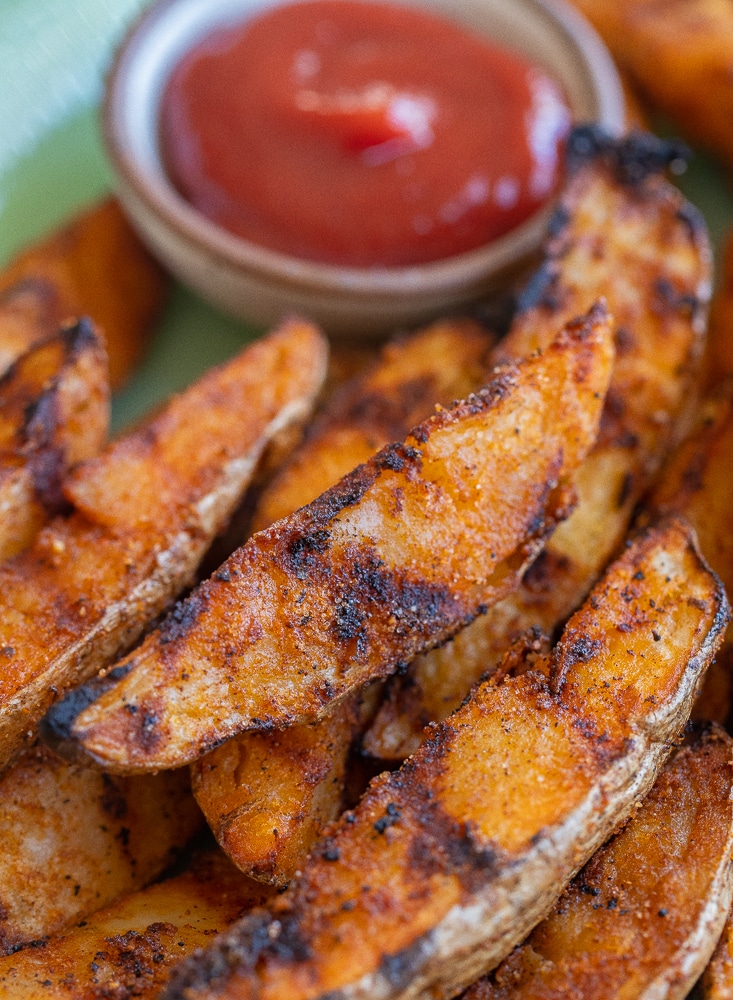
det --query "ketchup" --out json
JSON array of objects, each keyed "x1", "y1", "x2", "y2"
[{"x1": 160, "y1": 1, "x2": 572, "y2": 267}]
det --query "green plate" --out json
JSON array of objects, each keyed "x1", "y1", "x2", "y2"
[{"x1": 1, "y1": 0, "x2": 732, "y2": 433}]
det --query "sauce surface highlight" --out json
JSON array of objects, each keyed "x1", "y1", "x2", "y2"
[{"x1": 160, "y1": 0, "x2": 572, "y2": 267}]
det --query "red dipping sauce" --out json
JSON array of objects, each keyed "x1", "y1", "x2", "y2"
[{"x1": 160, "y1": 0, "x2": 572, "y2": 268}]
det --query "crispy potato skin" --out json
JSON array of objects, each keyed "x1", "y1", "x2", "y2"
[
  {"x1": 195, "y1": 318, "x2": 494, "y2": 884},
  {"x1": 0, "y1": 319, "x2": 327, "y2": 772},
  {"x1": 465, "y1": 727, "x2": 733, "y2": 1000},
  {"x1": 570, "y1": 0, "x2": 733, "y2": 169},
  {"x1": 0, "y1": 199, "x2": 168, "y2": 389},
  {"x1": 162, "y1": 519, "x2": 728, "y2": 1000},
  {"x1": 44, "y1": 306, "x2": 614, "y2": 774},
  {"x1": 0, "y1": 320, "x2": 109, "y2": 563},
  {"x1": 0, "y1": 850, "x2": 274, "y2": 999},
  {"x1": 0, "y1": 745, "x2": 203, "y2": 954},
  {"x1": 365, "y1": 127, "x2": 711, "y2": 759}
]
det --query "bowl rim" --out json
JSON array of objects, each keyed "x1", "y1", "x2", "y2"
[{"x1": 102, "y1": 0, "x2": 625, "y2": 300}]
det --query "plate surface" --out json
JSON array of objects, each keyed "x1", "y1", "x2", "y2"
[{"x1": 1, "y1": 0, "x2": 732, "y2": 431}]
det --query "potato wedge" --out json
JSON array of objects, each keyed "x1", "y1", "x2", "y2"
[
  {"x1": 252, "y1": 317, "x2": 493, "y2": 531},
  {"x1": 0, "y1": 849, "x2": 273, "y2": 999},
  {"x1": 0, "y1": 319, "x2": 109, "y2": 563},
  {"x1": 0, "y1": 745, "x2": 203, "y2": 954},
  {"x1": 464, "y1": 725, "x2": 733, "y2": 1000},
  {"x1": 162, "y1": 517, "x2": 727, "y2": 1000},
  {"x1": 569, "y1": 0, "x2": 733, "y2": 170},
  {"x1": 0, "y1": 199, "x2": 168, "y2": 389},
  {"x1": 0, "y1": 318, "x2": 327, "y2": 772},
  {"x1": 195, "y1": 317, "x2": 494, "y2": 884},
  {"x1": 366, "y1": 126, "x2": 710, "y2": 759},
  {"x1": 42, "y1": 304, "x2": 614, "y2": 774}
]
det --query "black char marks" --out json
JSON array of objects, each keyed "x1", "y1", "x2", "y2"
[
  {"x1": 565, "y1": 125, "x2": 690, "y2": 186},
  {"x1": 164, "y1": 911, "x2": 311, "y2": 999}
]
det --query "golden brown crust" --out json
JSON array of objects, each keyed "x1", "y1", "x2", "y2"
[
  {"x1": 42, "y1": 305, "x2": 614, "y2": 774},
  {"x1": 465, "y1": 726, "x2": 733, "y2": 1000},
  {"x1": 195, "y1": 318, "x2": 494, "y2": 884},
  {"x1": 161, "y1": 518, "x2": 728, "y2": 1000},
  {"x1": 0, "y1": 745, "x2": 203, "y2": 954},
  {"x1": 0, "y1": 320, "x2": 110, "y2": 563},
  {"x1": 569, "y1": 0, "x2": 733, "y2": 170},
  {"x1": 0, "y1": 319, "x2": 328, "y2": 773},
  {"x1": 0, "y1": 198, "x2": 168, "y2": 389},
  {"x1": 365, "y1": 127, "x2": 711, "y2": 760},
  {"x1": 0, "y1": 850, "x2": 274, "y2": 999}
]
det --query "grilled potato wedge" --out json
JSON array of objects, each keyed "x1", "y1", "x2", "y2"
[
  {"x1": 0, "y1": 319, "x2": 109, "y2": 563},
  {"x1": 252, "y1": 317, "x2": 493, "y2": 531},
  {"x1": 465, "y1": 726, "x2": 733, "y2": 1000},
  {"x1": 569, "y1": 0, "x2": 733, "y2": 170},
  {"x1": 0, "y1": 318, "x2": 327, "y2": 772},
  {"x1": 162, "y1": 517, "x2": 728, "y2": 1000},
  {"x1": 194, "y1": 318, "x2": 493, "y2": 884},
  {"x1": 0, "y1": 849, "x2": 273, "y2": 999},
  {"x1": 0, "y1": 745, "x2": 203, "y2": 954},
  {"x1": 0, "y1": 199, "x2": 167, "y2": 389},
  {"x1": 42, "y1": 304, "x2": 614, "y2": 774},
  {"x1": 366, "y1": 126, "x2": 710, "y2": 760}
]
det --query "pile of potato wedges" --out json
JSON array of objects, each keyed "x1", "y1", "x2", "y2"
[{"x1": 2, "y1": 11, "x2": 733, "y2": 995}]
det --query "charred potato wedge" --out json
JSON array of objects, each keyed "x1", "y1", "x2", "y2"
[
  {"x1": 0, "y1": 318, "x2": 327, "y2": 772},
  {"x1": 0, "y1": 199, "x2": 167, "y2": 389},
  {"x1": 0, "y1": 850, "x2": 273, "y2": 999},
  {"x1": 162, "y1": 518, "x2": 728, "y2": 1000},
  {"x1": 252, "y1": 317, "x2": 493, "y2": 531},
  {"x1": 465, "y1": 726, "x2": 733, "y2": 1000},
  {"x1": 366, "y1": 126, "x2": 710, "y2": 760},
  {"x1": 0, "y1": 745, "x2": 203, "y2": 954},
  {"x1": 0, "y1": 319, "x2": 109, "y2": 563},
  {"x1": 42, "y1": 305, "x2": 614, "y2": 774},
  {"x1": 195, "y1": 317, "x2": 493, "y2": 884},
  {"x1": 570, "y1": 0, "x2": 733, "y2": 170}
]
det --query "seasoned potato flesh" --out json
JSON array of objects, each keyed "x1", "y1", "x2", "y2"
[
  {"x1": 0, "y1": 198, "x2": 167, "y2": 389},
  {"x1": 0, "y1": 319, "x2": 328, "y2": 772},
  {"x1": 0, "y1": 850, "x2": 273, "y2": 1000},
  {"x1": 365, "y1": 126, "x2": 711, "y2": 760},
  {"x1": 0, "y1": 319, "x2": 109, "y2": 563},
  {"x1": 466, "y1": 727, "x2": 733, "y2": 1000},
  {"x1": 194, "y1": 318, "x2": 493, "y2": 884},
  {"x1": 42, "y1": 306, "x2": 614, "y2": 774},
  {"x1": 161, "y1": 518, "x2": 728, "y2": 1000},
  {"x1": 0, "y1": 745, "x2": 203, "y2": 954}
]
